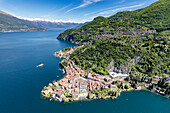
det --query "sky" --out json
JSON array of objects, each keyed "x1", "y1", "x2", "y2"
[{"x1": 0, "y1": 0, "x2": 158, "y2": 23}]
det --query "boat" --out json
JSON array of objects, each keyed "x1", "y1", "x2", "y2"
[{"x1": 36, "y1": 64, "x2": 44, "y2": 68}]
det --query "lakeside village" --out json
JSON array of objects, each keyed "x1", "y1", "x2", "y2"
[{"x1": 41, "y1": 46, "x2": 170, "y2": 102}]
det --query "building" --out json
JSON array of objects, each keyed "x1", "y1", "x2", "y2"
[
  {"x1": 78, "y1": 92, "x2": 88, "y2": 98},
  {"x1": 135, "y1": 86, "x2": 142, "y2": 90},
  {"x1": 109, "y1": 72, "x2": 128, "y2": 78},
  {"x1": 153, "y1": 76, "x2": 159, "y2": 80},
  {"x1": 86, "y1": 73, "x2": 92, "y2": 78},
  {"x1": 79, "y1": 80, "x2": 88, "y2": 92},
  {"x1": 53, "y1": 82, "x2": 58, "y2": 86},
  {"x1": 42, "y1": 87, "x2": 53, "y2": 95},
  {"x1": 52, "y1": 91, "x2": 58, "y2": 98},
  {"x1": 151, "y1": 81, "x2": 158, "y2": 85},
  {"x1": 109, "y1": 84, "x2": 118, "y2": 91},
  {"x1": 56, "y1": 91, "x2": 65, "y2": 98}
]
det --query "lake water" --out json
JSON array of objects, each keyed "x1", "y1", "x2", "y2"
[{"x1": 0, "y1": 30, "x2": 169, "y2": 113}]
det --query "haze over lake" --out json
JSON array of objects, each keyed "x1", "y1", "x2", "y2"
[{"x1": 0, "y1": 30, "x2": 169, "y2": 113}]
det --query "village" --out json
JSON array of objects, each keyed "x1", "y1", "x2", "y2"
[
  {"x1": 41, "y1": 46, "x2": 140, "y2": 102},
  {"x1": 42, "y1": 46, "x2": 170, "y2": 102}
]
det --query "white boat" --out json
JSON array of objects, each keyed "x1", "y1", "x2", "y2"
[{"x1": 36, "y1": 64, "x2": 44, "y2": 67}]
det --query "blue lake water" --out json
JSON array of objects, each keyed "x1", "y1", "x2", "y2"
[{"x1": 0, "y1": 30, "x2": 169, "y2": 113}]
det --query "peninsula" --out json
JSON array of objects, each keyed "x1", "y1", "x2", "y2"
[
  {"x1": 42, "y1": 46, "x2": 169, "y2": 102},
  {"x1": 42, "y1": 46, "x2": 133, "y2": 102},
  {"x1": 41, "y1": 0, "x2": 170, "y2": 102}
]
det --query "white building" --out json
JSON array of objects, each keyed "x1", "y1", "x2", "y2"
[
  {"x1": 109, "y1": 72, "x2": 128, "y2": 78},
  {"x1": 78, "y1": 92, "x2": 88, "y2": 98}
]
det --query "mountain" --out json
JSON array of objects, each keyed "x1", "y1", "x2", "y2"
[
  {"x1": 29, "y1": 20, "x2": 81, "y2": 30},
  {"x1": 0, "y1": 11, "x2": 45, "y2": 32},
  {"x1": 75, "y1": 22, "x2": 90, "y2": 29},
  {"x1": 57, "y1": 0, "x2": 170, "y2": 77},
  {"x1": 57, "y1": 0, "x2": 170, "y2": 43},
  {"x1": 108, "y1": 0, "x2": 170, "y2": 32},
  {"x1": 0, "y1": 11, "x2": 81, "y2": 32}
]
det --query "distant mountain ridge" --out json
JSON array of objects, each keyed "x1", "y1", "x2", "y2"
[
  {"x1": 0, "y1": 11, "x2": 44, "y2": 32},
  {"x1": 29, "y1": 20, "x2": 81, "y2": 30},
  {"x1": 0, "y1": 11, "x2": 81, "y2": 32},
  {"x1": 0, "y1": 11, "x2": 13, "y2": 17}
]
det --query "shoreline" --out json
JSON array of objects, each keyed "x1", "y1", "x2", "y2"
[
  {"x1": 0, "y1": 29, "x2": 47, "y2": 33},
  {"x1": 43, "y1": 90, "x2": 169, "y2": 105},
  {"x1": 0, "y1": 28, "x2": 68, "y2": 33},
  {"x1": 42, "y1": 46, "x2": 169, "y2": 103}
]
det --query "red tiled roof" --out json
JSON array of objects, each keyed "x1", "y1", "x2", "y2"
[
  {"x1": 56, "y1": 91, "x2": 64, "y2": 96},
  {"x1": 53, "y1": 82, "x2": 58, "y2": 86},
  {"x1": 46, "y1": 86, "x2": 51, "y2": 90},
  {"x1": 52, "y1": 91, "x2": 58, "y2": 94},
  {"x1": 104, "y1": 82, "x2": 111, "y2": 85}
]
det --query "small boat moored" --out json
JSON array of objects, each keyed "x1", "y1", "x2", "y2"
[{"x1": 36, "y1": 64, "x2": 44, "y2": 68}]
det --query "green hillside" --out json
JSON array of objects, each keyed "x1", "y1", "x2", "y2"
[
  {"x1": 57, "y1": 0, "x2": 169, "y2": 44},
  {"x1": 108, "y1": 0, "x2": 170, "y2": 32},
  {"x1": 0, "y1": 11, "x2": 44, "y2": 32},
  {"x1": 57, "y1": 0, "x2": 170, "y2": 77}
]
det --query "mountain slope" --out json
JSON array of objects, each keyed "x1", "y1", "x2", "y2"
[
  {"x1": 57, "y1": 0, "x2": 170, "y2": 44},
  {"x1": 0, "y1": 11, "x2": 45, "y2": 32},
  {"x1": 0, "y1": 11, "x2": 81, "y2": 32},
  {"x1": 29, "y1": 20, "x2": 81, "y2": 30},
  {"x1": 108, "y1": 0, "x2": 170, "y2": 32},
  {"x1": 57, "y1": 0, "x2": 170, "y2": 77}
]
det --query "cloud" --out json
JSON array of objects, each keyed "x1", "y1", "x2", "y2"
[
  {"x1": 84, "y1": 4, "x2": 121, "y2": 16},
  {"x1": 66, "y1": 0, "x2": 102, "y2": 13},
  {"x1": 99, "y1": 3, "x2": 145, "y2": 15},
  {"x1": 41, "y1": 3, "x2": 73, "y2": 18},
  {"x1": 57, "y1": 3, "x2": 73, "y2": 12},
  {"x1": 84, "y1": 1, "x2": 137, "y2": 16},
  {"x1": 16, "y1": 16, "x2": 82, "y2": 23},
  {"x1": 118, "y1": 0, "x2": 126, "y2": 4}
]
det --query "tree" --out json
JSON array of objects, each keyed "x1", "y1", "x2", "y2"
[
  {"x1": 125, "y1": 85, "x2": 130, "y2": 89},
  {"x1": 88, "y1": 92, "x2": 92, "y2": 99}
]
